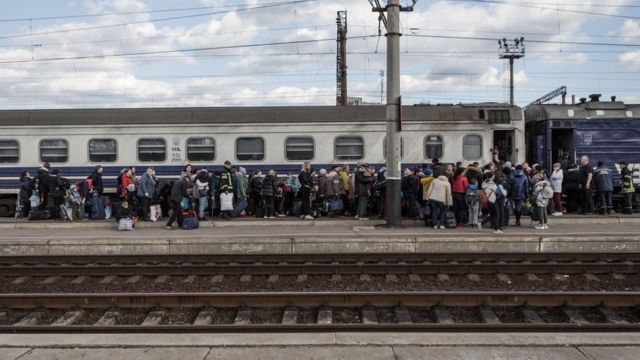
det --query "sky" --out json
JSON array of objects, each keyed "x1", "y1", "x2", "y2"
[{"x1": 0, "y1": 0, "x2": 639, "y2": 109}]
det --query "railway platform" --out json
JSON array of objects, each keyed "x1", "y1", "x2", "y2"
[
  {"x1": 0, "y1": 332, "x2": 639, "y2": 359},
  {"x1": 0, "y1": 216, "x2": 638, "y2": 255}
]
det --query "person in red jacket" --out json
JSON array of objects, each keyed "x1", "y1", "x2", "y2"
[
  {"x1": 452, "y1": 167, "x2": 469, "y2": 226},
  {"x1": 120, "y1": 167, "x2": 135, "y2": 200}
]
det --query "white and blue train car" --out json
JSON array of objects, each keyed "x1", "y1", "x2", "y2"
[{"x1": 0, "y1": 104, "x2": 524, "y2": 216}]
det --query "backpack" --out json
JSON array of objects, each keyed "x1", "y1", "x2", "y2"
[
  {"x1": 465, "y1": 189, "x2": 479, "y2": 207},
  {"x1": 541, "y1": 185, "x2": 554, "y2": 200},
  {"x1": 478, "y1": 190, "x2": 489, "y2": 209}
]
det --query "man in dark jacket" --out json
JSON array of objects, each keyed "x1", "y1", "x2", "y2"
[
  {"x1": 509, "y1": 165, "x2": 529, "y2": 226},
  {"x1": 219, "y1": 160, "x2": 234, "y2": 193},
  {"x1": 262, "y1": 170, "x2": 278, "y2": 219},
  {"x1": 89, "y1": 165, "x2": 104, "y2": 196},
  {"x1": 298, "y1": 161, "x2": 314, "y2": 220},
  {"x1": 165, "y1": 173, "x2": 190, "y2": 229},
  {"x1": 578, "y1": 155, "x2": 594, "y2": 214},
  {"x1": 355, "y1": 163, "x2": 373, "y2": 220},
  {"x1": 401, "y1": 168, "x2": 420, "y2": 219},
  {"x1": 19, "y1": 171, "x2": 32, "y2": 218},
  {"x1": 594, "y1": 161, "x2": 614, "y2": 215},
  {"x1": 564, "y1": 164, "x2": 581, "y2": 214},
  {"x1": 33, "y1": 163, "x2": 51, "y2": 210},
  {"x1": 249, "y1": 170, "x2": 263, "y2": 217},
  {"x1": 619, "y1": 161, "x2": 635, "y2": 214}
]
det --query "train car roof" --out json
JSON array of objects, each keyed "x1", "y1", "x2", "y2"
[
  {"x1": 525, "y1": 100, "x2": 640, "y2": 122},
  {"x1": 0, "y1": 104, "x2": 522, "y2": 126}
]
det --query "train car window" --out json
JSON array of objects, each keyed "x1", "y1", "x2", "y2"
[
  {"x1": 335, "y1": 136, "x2": 364, "y2": 160},
  {"x1": 424, "y1": 135, "x2": 443, "y2": 160},
  {"x1": 462, "y1": 135, "x2": 482, "y2": 160},
  {"x1": 0, "y1": 140, "x2": 19, "y2": 163},
  {"x1": 488, "y1": 110, "x2": 510, "y2": 124},
  {"x1": 383, "y1": 136, "x2": 403, "y2": 158},
  {"x1": 285, "y1": 137, "x2": 314, "y2": 161},
  {"x1": 88, "y1": 139, "x2": 117, "y2": 162},
  {"x1": 138, "y1": 138, "x2": 166, "y2": 162},
  {"x1": 187, "y1": 137, "x2": 216, "y2": 162},
  {"x1": 236, "y1": 137, "x2": 265, "y2": 161},
  {"x1": 39, "y1": 139, "x2": 68, "y2": 163}
]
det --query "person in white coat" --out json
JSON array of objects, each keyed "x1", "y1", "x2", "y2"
[
  {"x1": 549, "y1": 163, "x2": 564, "y2": 216},
  {"x1": 425, "y1": 175, "x2": 453, "y2": 229}
]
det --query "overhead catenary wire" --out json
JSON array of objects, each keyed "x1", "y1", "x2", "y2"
[{"x1": 0, "y1": 0, "x2": 316, "y2": 40}]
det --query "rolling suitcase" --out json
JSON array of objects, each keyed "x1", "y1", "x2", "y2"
[{"x1": 89, "y1": 196, "x2": 106, "y2": 220}]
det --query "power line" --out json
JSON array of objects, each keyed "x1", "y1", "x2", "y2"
[
  {"x1": 0, "y1": 35, "x2": 378, "y2": 64},
  {"x1": 405, "y1": 34, "x2": 640, "y2": 47},
  {"x1": 445, "y1": 0, "x2": 640, "y2": 21},
  {"x1": 0, "y1": 0, "x2": 315, "y2": 40}
]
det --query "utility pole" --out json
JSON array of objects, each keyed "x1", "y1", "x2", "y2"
[
  {"x1": 336, "y1": 11, "x2": 348, "y2": 106},
  {"x1": 379, "y1": 70, "x2": 384, "y2": 104},
  {"x1": 498, "y1": 37, "x2": 525, "y2": 106},
  {"x1": 370, "y1": 0, "x2": 416, "y2": 227}
]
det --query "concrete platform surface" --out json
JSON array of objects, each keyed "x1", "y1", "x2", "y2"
[
  {"x1": 0, "y1": 223, "x2": 639, "y2": 255},
  {"x1": 1, "y1": 333, "x2": 640, "y2": 360}
]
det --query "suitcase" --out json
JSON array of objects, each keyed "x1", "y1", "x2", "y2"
[
  {"x1": 445, "y1": 211, "x2": 457, "y2": 229},
  {"x1": 89, "y1": 196, "x2": 106, "y2": 220},
  {"x1": 60, "y1": 204, "x2": 73, "y2": 221},
  {"x1": 150, "y1": 204, "x2": 162, "y2": 222}
]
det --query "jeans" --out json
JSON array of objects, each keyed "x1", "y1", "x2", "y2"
[
  {"x1": 198, "y1": 197, "x2": 208, "y2": 219},
  {"x1": 430, "y1": 200, "x2": 446, "y2": 227},
  {"x1": 358, "y1": 194, "x2": 369, "y2": 218},
  {"x1": 452, "y1": 193, "x2": 467, "y2": 224},
  {"x1": 553, "y1": 192, "x2": 563, "y2": 213},
  {"x1": 599, "y1": 191, "x2": 612, "y2": 213},
  {"x1": 489, "y1": 201, "x2": 504, "y2": 230},
  {"x1": 166, "y1": 199, "x2": 183, "y2": 227},
  {"x1": 263, "y1": 195, "x2": 274, "y2": 217},
  {"x1": 468, "y1": 202, "x2": 480, "y2": 225},
  {"x1": 537, "y1": 206, "x2": 548, "y2": 225},
  {"x1": 580, "y1": 188, "x2": 594, "y2": 214},
  {"x1": 300, "y1": 186, "x2": 311, "y2": 217},
  {"x1": 141, "y1": 197, "x2": 150, "y2": 221}
]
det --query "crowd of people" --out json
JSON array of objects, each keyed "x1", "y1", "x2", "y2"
[{"x1": 16, "y1": 154, "x2": 636, "y2": 232}]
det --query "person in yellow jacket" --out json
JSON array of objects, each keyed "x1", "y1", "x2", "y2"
[
  {"x1": 420, "y1": 168, "x2": 435, "y2": 225},
  {"x1": 339, "y1": 165, "x2": 352, "y2": 215}
]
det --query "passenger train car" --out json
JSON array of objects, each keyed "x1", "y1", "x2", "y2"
[
  {"x1": 525, "y1": 95, "x2": 640, "y2": 191},
  {"x1": 0, "y1": 104, "x2": 524, "y2": 216}
]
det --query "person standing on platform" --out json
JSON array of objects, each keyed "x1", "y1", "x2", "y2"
[{"x1": 299, "y1": 161, "x2": 314, "y2": 220}]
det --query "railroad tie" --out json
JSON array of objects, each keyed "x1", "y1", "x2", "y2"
[
  {"x1": 52, "y1": 310, "x2": 86, "y2": 326},
  {"x1": 41, "y1": 276, "x2": 59, "y2": 284},
  {"x1": 317, "y1": 308, "x2": 332, "y2": 325},
  {"x1": 520, "y1": 308, "x2": 545, "y2": 324},
  {"x1": 437, "y1": 274, "x2": 450, "y2": 282},
  {"x1": 331, "y1": 274, "x2": 342, "y2": 282},
  {"x1": 193, "y1": 309, "x2": 216, "y2": 325},
  {"x1": 467, "y1": 274, "x2": 481, "y2": 282},
  {"x1": 12, "y1": 276, "x2": 29, "y2": 284},
  {"x1": 408, "y1": 273, "x2": 421, "y2": 282},
  {"x1": 526, "y1": 273, "x2": 541, "y2": 282},
  {"x1": 583, "y1": 273, "x2": 600, "y2": 282},
  {"x1": 361, "y1": 307, "x2": 378, "y2": 324},
  {"x1": 234, "y1": 308, "x2": 252, "y2": 325},
  {"x1": 281, "y1": 307, "x2": 299, "y2": 325},
  {"x1": 267, "y1": 274, "x2": 279, "y2": 283},
  {"x1": 240, "y1": 274, "x2": 252, "y2": 283},
  {"x1": 100, "y1": 276, "x2": 117, "y2": 284},
  {"x1": 125, "y1": 275, "x2": 141, "y2": 284},
  {"x1": 211, "y1": 275, "x2": 224, "y2": 283},
  {"x1": 394, "y1": 307, "x2": 412, "y2": 324},
  {"x1": 360, "y1": 274, "x2": 372, "y2": 282},
  {"x1": 14, "y1": 311, "x2": 46, "y2": 326},
  {"x1": 496, "y1": 274, "x2": 511, "y2": 283},
  {"x1": 433, "y1": 307, "x2": 454, "y2": 324},
  {"x1": 183, "y1": 275, "x2": 197, "y2": 284},
  {"x1": 479, "y1": 309, "x2": 501, "y2": 324},
  {"x1": 154, "y1": 275, "x2": 169, "y2": 283},
  {"x1": 562, "y1": 309, "x2": 590, "y2": 325},
  {"x1": 598, "y1": 306, "x2": 629, "y2": 324},
  {"x1": 95, "y1": 310, "x2": 120, "y2": 326},
  {"x1": 70, "y1": 276, "x2": 87, "y2": 285},
  {"x1": 142, "y1": 310, "x2": 166, "y2": 326},
  {"x1": 553, "y1": 273, "x2": 569, "y2": 282},
  {"x1": 612, "y1": 273, "x2": 626, "y2": 280},
  {"x1": 385, "y1": 274, "x2": 398, "y2": 283},
  {"x1": 296, "y1": 274, "x2": 308, "y2": 283}
]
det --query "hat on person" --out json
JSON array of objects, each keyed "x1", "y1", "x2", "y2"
[
  {"x1": 239, "y1": 167, "x2": 247, "y2": 175},
  {"x1": 619, "y1": 161, "x2": 627, "y2": 166},
  {"x1": 425, "y1": 168, "x2": 433, "y2": 176},
  {"x1": 504, "y1": 161, "x2": 512, "y2": 168}
]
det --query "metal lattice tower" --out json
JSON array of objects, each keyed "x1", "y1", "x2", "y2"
[
  {"x1": 498, "y1": 37, "x2": 525, "y2": 106},
  {"x1": 336, "y1": 11, "x2": 347, "y2": 106}
]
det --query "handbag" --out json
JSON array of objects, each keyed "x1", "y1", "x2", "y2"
[
  {"x1": 220, "y1": 192, "x2": 233, "y2": 211},
  {"x1": 29, "y1": 192, "x2": 40, "y2": 208},
  {"x1": 118, "y1": 218, "x2": 133, "y2": 231}
]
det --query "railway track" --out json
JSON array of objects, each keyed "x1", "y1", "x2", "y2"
[
  {"x1": 1, "y1": 292, "x2": 639, "y2": 332},
  {"x1": 1, "y1": 253, "x2": 639, "y2": 277}
]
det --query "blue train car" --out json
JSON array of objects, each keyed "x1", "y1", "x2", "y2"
[{"x1": 525, "y1": 95, "x2": 640, "y2": 191}]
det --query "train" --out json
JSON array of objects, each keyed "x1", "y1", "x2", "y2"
[
  {"x1": 2, "y1": 97, "x2": 639, "y2": 217},
  {"x1": 0, "y1": 104, "x2": 525, "y2": 216}
]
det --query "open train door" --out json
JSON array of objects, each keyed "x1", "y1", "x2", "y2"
[{"x1": 493, "y1": 130, "x2": 515, "y2": 164}]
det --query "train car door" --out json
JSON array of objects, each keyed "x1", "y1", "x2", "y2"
[
  {"x1": 550, "y1": 128, "x2": 575, "y2": 165},
  {"x1": 493, "y1": 130, "x2": 515, "y2": 164}
]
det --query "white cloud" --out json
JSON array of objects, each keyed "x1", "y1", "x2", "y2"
[{"x1": 620, "y1": 50, "x2": 640, "y2": 70}]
